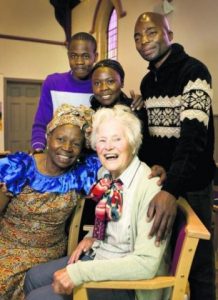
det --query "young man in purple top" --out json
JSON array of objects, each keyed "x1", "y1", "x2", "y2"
[{"x1": 31, "y1": 32, "x2": 98, "y2": 152}]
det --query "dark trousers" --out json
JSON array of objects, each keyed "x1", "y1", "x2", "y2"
[
  {"x1": 185, "y1": 184, "x2": 216, "y2": 300},
  {"x1": 24, "y1": 256, "x2": 135, "y2": 300}
]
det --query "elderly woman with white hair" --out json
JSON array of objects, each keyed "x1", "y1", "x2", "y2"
[{"x1": 24, "y1": 105, "x2": 170, "y2": 300}]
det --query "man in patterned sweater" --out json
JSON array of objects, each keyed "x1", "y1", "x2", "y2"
[{"x1": 134, "y1": 12, "x2": 216, "y2": 300}]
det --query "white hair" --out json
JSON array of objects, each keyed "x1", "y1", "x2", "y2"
[{"x1": 91, "y1": 104, "x2": 142, "y2": 155}]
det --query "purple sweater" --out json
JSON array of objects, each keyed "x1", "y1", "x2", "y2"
[{"x1": 31, "y1": 71, "x2": 93, "y2": 150}]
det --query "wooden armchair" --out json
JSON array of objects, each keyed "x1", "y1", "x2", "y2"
[
  {"x1": 67, "y1": 195, "x2": 96, "y2": 255},
  {"x1": 72, "y1": 197, "x2": 210, "y2": 300}
]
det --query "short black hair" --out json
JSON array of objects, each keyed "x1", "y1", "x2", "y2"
[
  {"x1": 91, "y1": 59, "x2": 125, "y2": 83},
  {"x1": 69, "y1": 32, "x2": 97, "y2": 52}
]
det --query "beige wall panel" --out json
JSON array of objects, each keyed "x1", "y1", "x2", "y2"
[
  {"x1": 71, "y1": 0, "x2": 98, "y2": 34},
  {"x1": 0, "y1": 39, "x2": 69, "y2": 79},
  {"x1": 0, "y1": 0, "x2": 64, "y2": 40}
]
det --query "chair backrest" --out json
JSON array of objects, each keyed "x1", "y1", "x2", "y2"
[
  {"x1": 72, "y1": 197, "x2": 210, "y2": 300},
  {"x1": 67, "y1": 196, "x2": 96, "y2": 255},
  {"x1": 169, "y1": 207, "x2": 186, "y2": 275},
  {"x1": 169, "y1": 198, "x2": 210, "y2": 299},
  {"x1": 67, "y1": 195, "x2": 86, "y2": 255}
]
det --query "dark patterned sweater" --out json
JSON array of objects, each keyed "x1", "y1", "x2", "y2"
[{"x1": 139, "y1": 43, "x2": 215, "y2": 197}]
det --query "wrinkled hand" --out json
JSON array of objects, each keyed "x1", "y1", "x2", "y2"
[
  {"x1": 147, "y1": 190, "x2": 177, "y2": 246},
  {"x1": 68, "y1": 237, "x2": 96, "y2": 264},
  {"x1": 52, "y1": 268, "x2": 74, "y2": 295},
  {"x1": 129, "y1": 90, "x2": 144, "y2": 111},
  {"x1": 148, "y1": 165, "x2": 167, "y2": 186}
]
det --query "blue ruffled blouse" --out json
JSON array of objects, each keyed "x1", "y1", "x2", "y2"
[{"x1": 0, "y1": 152, "x2": 101, "y2": 195}]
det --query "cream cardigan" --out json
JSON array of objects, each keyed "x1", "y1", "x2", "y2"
[{"x1": 67, "y1": 158, "x2": 170, "y2": 300}]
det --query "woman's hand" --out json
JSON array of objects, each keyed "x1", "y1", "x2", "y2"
[
  {"x1": 52, "y1": 268, "x2": 74, "y2": 295},
  {"x1": 68, "y1": 237, "x2": 96, "y2": 264}
]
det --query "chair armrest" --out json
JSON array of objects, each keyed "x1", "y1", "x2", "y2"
[{"x1": 177, "y1": 197, "x2": 210, "y2": 240}]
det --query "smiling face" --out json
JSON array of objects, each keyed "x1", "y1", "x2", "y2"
[
  {"x1": 68, "y1": 39, "x2": 97, "y2": 80},
  {"x1": 95, "y1": 119, "x2": 133, "y2": 179},
  {"x1": 46, "y1": 124, "x2": 84, "y2": 174},
  {"x1": 92, "y1": 66, "x2": 123, "y2": 107},
  {"x1": 134, "y1": 12, "x2": 173, "y2": 64}
]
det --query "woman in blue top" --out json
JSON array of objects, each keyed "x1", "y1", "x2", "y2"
[{"x1": 0, "y1": 104, "x2": 100, "y2": 300}]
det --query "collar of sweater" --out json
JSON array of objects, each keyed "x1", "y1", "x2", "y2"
[{"x1": 148, "y1": 43, "x2": 188, "y2": 72}]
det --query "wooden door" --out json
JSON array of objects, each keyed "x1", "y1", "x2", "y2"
[{"x1": 5, "y1": 81, "x2": 41, "y2": 152}]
